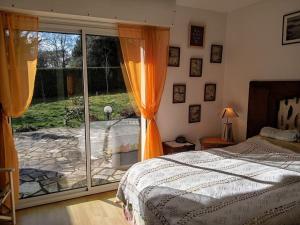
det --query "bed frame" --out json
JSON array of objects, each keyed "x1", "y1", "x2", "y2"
[{"x1": 247, "y1": 81, "x2": 300, "y2": 138}]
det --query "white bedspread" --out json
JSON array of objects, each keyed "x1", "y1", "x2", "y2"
[{"x1": 117, "y1": 136, "x2": 300, "y2": 225}]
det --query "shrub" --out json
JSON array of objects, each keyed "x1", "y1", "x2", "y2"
[
  {"x1": 64, "y1": 96, "x2": 84, "y2": 127},
  {"x1": 120, "y1": 107, "x2": 138, "y2": 118},
  {"x1": 15, "y1": 125, "x2": 38, "y2": 132}
]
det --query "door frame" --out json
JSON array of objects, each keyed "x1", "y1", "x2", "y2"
[{"x1": 17, "y1": 20, "x2": 145, "y2": 209}]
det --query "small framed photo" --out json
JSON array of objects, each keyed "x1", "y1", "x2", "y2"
[
  {"x1": 168, "y1": 46, "x2": 180, "y2": 67},
  {"x1": 189, "y1": 105, "x2": 201, "y2": 123},
  {"x1": 204, "y1": 83, "x2": 216, "y2": 101},
  {"x1": 189, "y1": 58, "x2": 203, "y2": 77},
  {"x1": 189, "y1": 24, "x2": 205, "y2": 47},
  {"x1": 210, "y1": 45, "x2": 223, "y2": 63},
  {"x1": 173, "y1": 84, "x2": 186, "y2": 103},
  {"x1": 282, "y1": 11, "x2": 300, "y2": 45}
]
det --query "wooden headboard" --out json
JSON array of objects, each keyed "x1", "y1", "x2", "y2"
[{"x1": 247, "y1": 81, "x2": 300, "y2": 138}]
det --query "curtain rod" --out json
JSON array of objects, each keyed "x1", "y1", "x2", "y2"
[{"x1": 0, "y1": 6, "x2": 172, "y2": 29}]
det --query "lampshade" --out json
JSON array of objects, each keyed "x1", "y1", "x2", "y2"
[{"x1": 221, "y1": 107, "x2": 238, "y2": 119}]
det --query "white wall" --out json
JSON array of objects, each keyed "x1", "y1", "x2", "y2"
[
  {"x1": 223, "y1": 0, "x2": 300, "y2": 141},
  {"x1": 157, "y1": 6, "x2": 227, "y2": 145},
  {"x1": 0, "y1": 0, "x2": 175, "y2": 27}
]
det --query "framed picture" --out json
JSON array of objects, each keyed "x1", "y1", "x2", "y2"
[
  {"x1": 210, "y1": 44, "x2": 223, "y2": 63},
  {"x1": 168, "y1": 46, "x2": 180, "y2": 67},
  {"x1": 204, "y1": 83, "x2": 216, "y2": 101},
  {"x1": 189, "y1": 105, "x2": 201, "y2": 123},
  {"x1": 189, "y1": 58, "x2": 203, "y2": 77},
  {"x1": 282, "y1": 11, "x2": 300, "y2": 45},
  {"x1": 173, "y1": 84, "x2": 186, "y2": 103},
  {"x1": 189, "y1": 24, "x2": 205, "y2": 47}
]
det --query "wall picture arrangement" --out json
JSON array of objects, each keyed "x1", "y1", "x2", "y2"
[
  {"x1": 204, "y1": 83, "x2": 216, "y2": 101},
  {"x1": 168, "y1": 46, "x2": 180, "y2": 67},
  {"x1": 170, "y1": 22, "x2": 221, "y2": 126},
  {"x1": 173, "y1": 84, "x2": 186, "y2": 103},
  {"x1": 189, "y1": 24, "x2": 205, "y2": 47},
  {"x1": 282, "y1": 11, "x2": 300, "y2": 45},
  {"x1": 189, "y1": 105, "x2": 201, "y2": 123},
  {"x1": 189, "y1": 58, "x2": 203, "y2": 77},
  {"x1": 210, "y1": 44, "x2": 223, "y2": 63}
]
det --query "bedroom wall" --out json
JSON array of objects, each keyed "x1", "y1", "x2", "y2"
[
  {"x1": 157, "y1": 6, "x2": 227, "y2": 145},
  {"x1": 223, "y1": 0, "x2": 300, "y2": 141}
]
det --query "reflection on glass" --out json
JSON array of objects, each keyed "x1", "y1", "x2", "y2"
[
  {"x1": 86, "y1": 35, "x2": 140, "y2": 186},
  {"x1": 13, "y1": 32, "x2": 86, "y2": 199}
]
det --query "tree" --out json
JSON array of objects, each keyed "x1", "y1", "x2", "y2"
[
  {"x1": 70, "y1": 38, "x2": 82, "y2": 67},
  {"x1": 36, "y1": 32, "x2": 81, "y2": 101},
  {"x1": 85, "y1": 36, "x2": 120, "y2": 94},
  {"x1": 38, "y1": 33, "x2": 80, "y2": 68}
]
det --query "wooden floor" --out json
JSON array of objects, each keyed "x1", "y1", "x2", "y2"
[{"x1": 16, "y1": 191, "x2": 128, "y2": 225}]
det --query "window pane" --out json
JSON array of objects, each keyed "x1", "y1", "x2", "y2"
[
  {"x1": 86, "y1": 35, "x2": 140, "y2": 187},
  {"x1": 13, "y1": 32, "x2": 86, "y2": 199}
]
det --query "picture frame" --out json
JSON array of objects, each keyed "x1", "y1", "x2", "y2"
[
  {"x1": 189, "y1": 105, "x2": 201, "y2": 123},
  {"x1": 282, "y1": 11, "x2": 300, "y2": 45},
  {"x1": 189, "y1": 58, "x2": 203, "y2": 77},
  {"x1": 189, "y1": 24, "x2": 205, "y2": 47},
  {"x1": 168, "y1": 46, "x2": 180, "y2": 67},
  {"x1": 173, "y1": 84, "x2": 186, "y2": 103},
  {"x1": 204, "y1": 83, "x2": 216, "y2": 101},
  {"x1": 210, "y1": 44, "x2": 223, "y2": 63}
]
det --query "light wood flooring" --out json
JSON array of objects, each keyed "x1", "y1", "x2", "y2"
[{"x1": 15, "y1": 191, "x2": 128, "y2": 225}]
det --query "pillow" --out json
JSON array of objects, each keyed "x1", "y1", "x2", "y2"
[
  {"x1": 275, "y1": 129, "x2": 299, "y2": 142},
  {"x1": 260, "y1": 127, "x2": 278, "y2": 139},
  {"x1": 260, "y1": 127, "x2": 299, "y2": 142}
]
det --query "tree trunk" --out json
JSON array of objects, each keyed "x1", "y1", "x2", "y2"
[{"x1": 105, "y1": 55, "x2": 109, "y2": 94}]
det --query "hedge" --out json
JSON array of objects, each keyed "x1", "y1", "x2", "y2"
[{"x1": 33, "y1": 68, "x2": 127, "y2": 103}]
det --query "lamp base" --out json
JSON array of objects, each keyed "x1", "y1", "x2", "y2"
[{"x1": 223, "y1": 122, "x2": 233, "y2": 142}]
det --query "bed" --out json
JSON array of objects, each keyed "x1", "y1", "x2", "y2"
[{"x1": 117, "y1": 81, "x2": 300, "y2": 225}]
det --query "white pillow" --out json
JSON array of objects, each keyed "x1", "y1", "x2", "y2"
[
  {"x1": 260, "y1": 127, "x2": 279, "y2": 139},
  {"x1": 275, "y1": 129, "x2": 299, "y2": 142},
  {"x1": 260, "y1": 127, "x2": 299, "y2": 142}
]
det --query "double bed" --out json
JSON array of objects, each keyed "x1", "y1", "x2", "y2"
[{"x1": 117, "y1": 81, "x2": 300, "y2": 225}]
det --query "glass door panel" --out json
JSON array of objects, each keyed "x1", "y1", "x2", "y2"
[
  {"x1": 86, "y1": 34, "x2": 140, "y2": 187},
  {"x1": 12, "y1": 32, "x2": 86, "y2": 199}
]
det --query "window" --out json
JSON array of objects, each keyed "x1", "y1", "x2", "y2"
[{"x1": 13, "y1": 31, "x2": 140, "y2": 200}]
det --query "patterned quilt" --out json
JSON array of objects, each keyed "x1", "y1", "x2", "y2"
[{"x1": 117, "y1": 136, "x2": 300, "y2": 225}]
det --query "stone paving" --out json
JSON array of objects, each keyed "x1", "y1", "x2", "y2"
[{"x1": 15, "y1": 118, "x2": 140, "y2": 199}]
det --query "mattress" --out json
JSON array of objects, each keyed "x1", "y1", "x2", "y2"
[{"x1": 117, "y1": 136, "x2": 300, "y2": 225}]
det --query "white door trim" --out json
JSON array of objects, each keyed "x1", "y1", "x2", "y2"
[
  {"x1": 17, "y1": 182, "x2": 119, "y2": 209},
  {"x1": 17, "y1": 21, "x2": 142, "y2": 209}
]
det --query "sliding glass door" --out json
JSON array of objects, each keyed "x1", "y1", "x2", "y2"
[
  {"x1": 12, "y1": 29, "x2": 140, "y2": 203},
  {"x1": 13, "y1": 31, "x2": 86, "y2": 199},
  {"x1": 86, "y1": 35, "x2": 140, "y2": 187}
]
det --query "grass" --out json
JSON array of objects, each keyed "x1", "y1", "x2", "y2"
[{"x1": 12, "y1": 93, "x2": 135, "y2": 132}]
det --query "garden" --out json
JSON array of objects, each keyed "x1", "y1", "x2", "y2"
[{"x1": 12, "y1": 92, "x2": 136, "y2": 132}]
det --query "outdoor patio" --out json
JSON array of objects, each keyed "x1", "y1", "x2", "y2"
[{"x1": 15, "y1": 118, "x2": 140, "y2": 199}]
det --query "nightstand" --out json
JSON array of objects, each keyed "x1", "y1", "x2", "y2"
[
  {"x1": 163, "y1": 141, "x2": 195, "y2": 155},
  {"x1": 200, "y1": 137, "x2": 235, "y2": 150}
]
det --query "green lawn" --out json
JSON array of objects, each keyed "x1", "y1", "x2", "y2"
[{"x1": 12, "y1": 93, "x2": 135, "y2": 132}]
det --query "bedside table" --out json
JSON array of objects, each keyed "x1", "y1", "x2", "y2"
[
  {"x1": 200, "y1": 137, "x2": 235, "y2": 150},
  {"x1": 163, "y1": 141, "x2": 195, "y2": 155}
]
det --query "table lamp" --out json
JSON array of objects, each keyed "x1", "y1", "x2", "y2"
[{"x1": 221, "y1": 107, "x2": 238, "y2": 142}]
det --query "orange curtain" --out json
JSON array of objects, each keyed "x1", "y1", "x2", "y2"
[
  {"x1": 118, "y1": 24, "x2": 169, "y2": 160},
  {"x1": 0, "y1": 11, "x2": 38, "y2": 202}
]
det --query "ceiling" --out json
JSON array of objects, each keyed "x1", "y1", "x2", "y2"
[{"x1": 176, "y1": 0, "x2": 265, "y2": 12}]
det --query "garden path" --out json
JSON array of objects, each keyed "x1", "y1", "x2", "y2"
[{"x1": 15, "y1": 118, "x2": 140, "y2": 199}]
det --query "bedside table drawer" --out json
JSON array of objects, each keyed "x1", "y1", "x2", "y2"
[
  {"x1": 200, "y1": 137, "x2": 235, "y2": 150},
  {"x1": 200, "y1": 143, "x2": 232, "y2": 150},
  {"x1": 163, "y1": 141, "x2": 195, "y2": 155}
]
